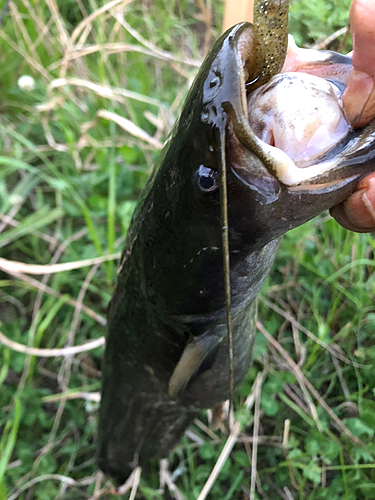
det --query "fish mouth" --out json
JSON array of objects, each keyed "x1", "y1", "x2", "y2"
[{"x1": 228, "y1": 24, "x2": 375, "y2": 188}]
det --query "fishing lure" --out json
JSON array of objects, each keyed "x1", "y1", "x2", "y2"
[{"x1": 98, "y1": 0, "x2": 375, "y2": 482}]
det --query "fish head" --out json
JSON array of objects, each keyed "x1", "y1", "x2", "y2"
[
  {"x1": 167, "y1": 16, "x2": 375, "y2": 256},
  {"x1": 200, "y1": 20, "x2": 375, "y2": 252},
  {"x1": 117, "y1": 4, "x2": 375, "y2": 315}
]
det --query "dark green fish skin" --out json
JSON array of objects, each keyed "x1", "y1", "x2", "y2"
[{"x1": 98, "y1": 7, "x2": 375, "y2": 484}]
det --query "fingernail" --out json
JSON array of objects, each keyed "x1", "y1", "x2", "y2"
[
  {"x1": 331, "y1": 177, "x2": 375, "y2": 233},
  {"x1": 342, "y1": 69, "x2": 374, "y2": 127}
]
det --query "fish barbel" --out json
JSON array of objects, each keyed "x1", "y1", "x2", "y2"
[{"x1": 98, "y1": 0, "x2": 375, "y2": 482}]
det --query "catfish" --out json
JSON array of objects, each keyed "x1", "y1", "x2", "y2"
[{"x1": 98, "y1": 0, "x2": 375, "y2": 482}]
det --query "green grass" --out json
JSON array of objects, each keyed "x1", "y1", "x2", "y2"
[{"x1": 1, "y1": 0, "x2": 374, "y2": 499}]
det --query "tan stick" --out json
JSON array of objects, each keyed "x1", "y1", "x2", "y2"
[
  {"x1": 222, "y1": 0, "x2": 254, "y2": 32},
  {"x1": 257, "y1": 321, "x2": 364, "y2": 446},
  {"x1": 0, "y1": 254, "x2": 120, "y2": 275},
  {"x1": 196, "y1": 371, "x2": 266, "y2": 500},
  {"x1": 0, "y1": 330, "x2": 105, "y2": 357}
]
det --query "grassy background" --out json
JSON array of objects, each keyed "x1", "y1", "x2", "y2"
[{"x1": 1, "y1": 0, "x2": 374, "y2": 499}]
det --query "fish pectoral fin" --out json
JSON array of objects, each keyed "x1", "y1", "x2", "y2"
[{"x1": 168, "y1": 337, "x2": 215, "y2": 399}]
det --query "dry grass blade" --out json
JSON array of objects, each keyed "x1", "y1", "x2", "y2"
[
  {"x1": 2, "y1": 268, "x2": 107, "y2": 325},
  {"x1": 119, "y1": 467, "x2": 141, "y2": 497},
  {"x1": 39, "y1": 77, "x2": 163, "y2": 109},
  {"x1": 0, "y1": 212, "x2": 60, "y2": 246},
  {"x1": 0, "y1": 330, "x2": 105, "y2": 357},
  {"x1": 41, "y1": 113, "x2": 70, "y2": 152},
  {"x1": 0, "y1": 28, "x2": 50, "y2": 79},
  {"x1": 29, "y1": 264, "x2": 103, "y2": 474},
  {"x1": 45, "y1": 0, "x2": 69, "y2": 49},
  {"x1": 159, "y1": 460, "x2": 184, "y2": 500},
  {"x1": 50, "y1": 42, "x2": 192, "y2": 69},
  {"x1": 282, "y1": 419, "x2": 299, "y2": 490},
  {"x1": 271, "y1": 338, "x2": 321, "y2": 430},
  {"x1": 24, "y1": 0, "x2": 59, "y2": 55},
  {"x1": 257, "y1": 321, "x2": 364, "y2": 446},
  {"x1": 196, "y1": 0, "x2": 213, "y2": 54},
  {"x1": 87, "y1": 469, "x2": 143, "y2": 500},
  {"x1": 0, "y1": 197, "x2": 27, "y2": 235},
  {"x1": 60, "y1": 0, "x2": 133, "y2": 77},
  {"x1": 313, "y1": 26, "x2": 348, "y2": 50},
  {"x1": 0, "y1": 254, "x2": 120, "y2": 275},
  {"x1": 42, "y1": 392, "x2": 100, "y2": 403},
  {"x1": 331, "y1": 355, "x2": 351, "y2": 400},
  {"x1": 7, "y1": 474, "x2": 77, "y2": 500},
  {"x1": 112, "y1": 12, "x2": 201, "y2": 68},
  {"x1": 9, "y1": 2, "x2": 44, "y2": 70},
  {"x1": 196, "y1": 371, "x2": 266, "y2": 500},
  {"x1": 194, "y1": 418, "x2": 220, "y2": 440},
  {"x1": 260, "y1": 296, "x2": 363, "y2": 367},
  {"x1": 250, "y1": 374, "x2": 262, "y2": 500},
  {"x1": 97, "y1": 110, "x2": 164, "y2": 150}
]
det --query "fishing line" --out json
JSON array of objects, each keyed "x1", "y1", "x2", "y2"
[{"x1": 218, "y1": 125, "x2": 234, "y2": 426}]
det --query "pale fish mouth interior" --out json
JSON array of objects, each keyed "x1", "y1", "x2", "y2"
[
  {"x1": 248, "y1": 73, "x2": 351, "y2": 165},
  {"x1": 238, "y1": 58, "x2": 352, "y2": 186}
]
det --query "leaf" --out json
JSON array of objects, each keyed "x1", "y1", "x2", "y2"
[
  {"x1": 0, "y1": 207, "x2": 64, "y2": 248},
  {"x1": 235, "y1": 407, "x2": 252, "y2": 429},
  {"x1": 343, "y1": 418, "x2": 375, "y2": 438},
  {"x1": 321, "y1": 440, "x2": 340, "y2": 464},
  {"x1": 199, "y1": 442, "x2": 215, "y2": 460},
  {"x1": 305, "y1": 437, "x2": 320, "y2": 457},
  {"x1": 0, "y1": 481, "x2": 7, "y2": 500},
  {"x1": 260, "y1": 395, "x2": 279, "y2": 416},
  {"x1": 353, "y1": 444, "x2": 375, "y2": 464},
  {"x1": 0, "y1": 396, "x2": 22, "y2": 484},
  {"x1": 303, "y1": 460, "x2": 321, "y2": 484}
]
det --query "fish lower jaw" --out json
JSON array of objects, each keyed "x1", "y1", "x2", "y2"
[{"x1": 261, "y1": 144, "x2": 342, "y2": 186}]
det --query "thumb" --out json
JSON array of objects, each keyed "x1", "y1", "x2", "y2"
[{"x1": 342, "y1": 0, "x2": 375, "y2": 127}]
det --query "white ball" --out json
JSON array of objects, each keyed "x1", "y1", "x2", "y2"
[{"x1": 17, "y1": 75, "x2": 36, "y2": 92}]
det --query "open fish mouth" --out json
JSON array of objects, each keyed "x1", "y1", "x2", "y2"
[
  {"x1": 227, "y1": 24, "x2": 375, "y2": 188},
  {"x1": 247, "y1": 72, "x2": 351, "y2": 168}
]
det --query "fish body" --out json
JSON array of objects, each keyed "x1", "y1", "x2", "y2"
[{"x1": 98, "y1": 2, "x2": 375, "y2": 483}]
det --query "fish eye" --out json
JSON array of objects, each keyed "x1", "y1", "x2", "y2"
[{"x1": 195, "y1": 165, "x2": 219, "y2": 194}]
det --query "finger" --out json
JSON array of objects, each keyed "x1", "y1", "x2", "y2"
[
  {"x1": 342, "y1": 0, "x2": 375, "y2": 127},
  {"x1": 342, "y1": 70, "x2": 375, "y2": 127},
  {"x1": 349, "y1": 0, "x2": 375, "y2": 76},
  {"x1": 330, "y1": 173, "x2": 375, "y2": 232},
  {"x1": 222, "y1": 0, "x2": 254, "y2": 32}
]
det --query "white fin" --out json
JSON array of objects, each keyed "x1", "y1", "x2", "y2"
[{"x1": 168, "y1": 336, "x2": 215, "y2": 399}]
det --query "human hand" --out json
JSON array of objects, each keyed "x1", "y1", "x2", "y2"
[
  {"x1": 330, "y1": 0, "x2": 375, "y2": 232},
  {"x1": 342, "y1": 0, "x2": 375, "y2": 127}
]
